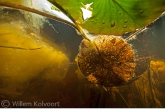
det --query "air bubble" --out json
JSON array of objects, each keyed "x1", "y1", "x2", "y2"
[
  {"x1": 124, "y1": 25, "x2": 127, "y2": 28},
  {"x1": 111, "y1": 20, "x2": 115, "y2": 27},
  {"x1": 136, "y1": 29, "x2": 139, "y2": 31},
  {"x1": 99, "y1": 26, "x2": 103, "y2": 29},
  {"x1": 124, "y1": 20, "x2": 128, "y2": 23},
  {"x1": 102, "y1": 21, "x2": 105, "y2": 24},
  {"x1": 139, "y1": 10, "x2": 144, "y2": 13}
]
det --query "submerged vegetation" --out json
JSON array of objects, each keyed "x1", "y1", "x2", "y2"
[{"x1": 0, "y1": 10, "x2": 70, "y2": 84}]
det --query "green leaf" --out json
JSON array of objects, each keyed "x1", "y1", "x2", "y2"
[{"x1": 48, "y1": 0, "x2": 165, "y2": 35}]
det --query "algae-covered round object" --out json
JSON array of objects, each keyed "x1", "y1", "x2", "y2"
[{"x1": 77, "y1": 35, "x2": 135, "y2": 87}]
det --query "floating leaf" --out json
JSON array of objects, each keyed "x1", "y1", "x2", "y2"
[{"x1": 48, "y1": 0, "x2": 165, "y2": 35}]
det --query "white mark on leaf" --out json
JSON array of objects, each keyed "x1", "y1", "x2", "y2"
[{"x1": 81, "y1": 2, "x2": 93, "y2": 21}]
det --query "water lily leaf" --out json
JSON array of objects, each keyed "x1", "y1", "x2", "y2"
[{"x1": 48, "y1": 0, "x2": 165, "y2": 35}]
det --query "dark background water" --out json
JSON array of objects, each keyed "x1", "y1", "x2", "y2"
[{"x1": 42, "y1": 19, "x2": 82, "y2": 62}]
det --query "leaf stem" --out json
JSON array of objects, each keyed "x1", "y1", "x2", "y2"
[
  {"x1": 0, "y1": 2, "x2": 91, "y2": 41},
  {"x1": 0, "y1": 2, "x2": 78, "y2": 33}
]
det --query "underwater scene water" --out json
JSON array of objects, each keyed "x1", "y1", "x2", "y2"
[{"x1": 0, "y1": 7, "x2": 165, "y2": 108}]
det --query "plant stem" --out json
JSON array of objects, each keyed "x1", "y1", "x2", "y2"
[{"x1": 0, "y1": 2, "x2": 88, "y2": 38}]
